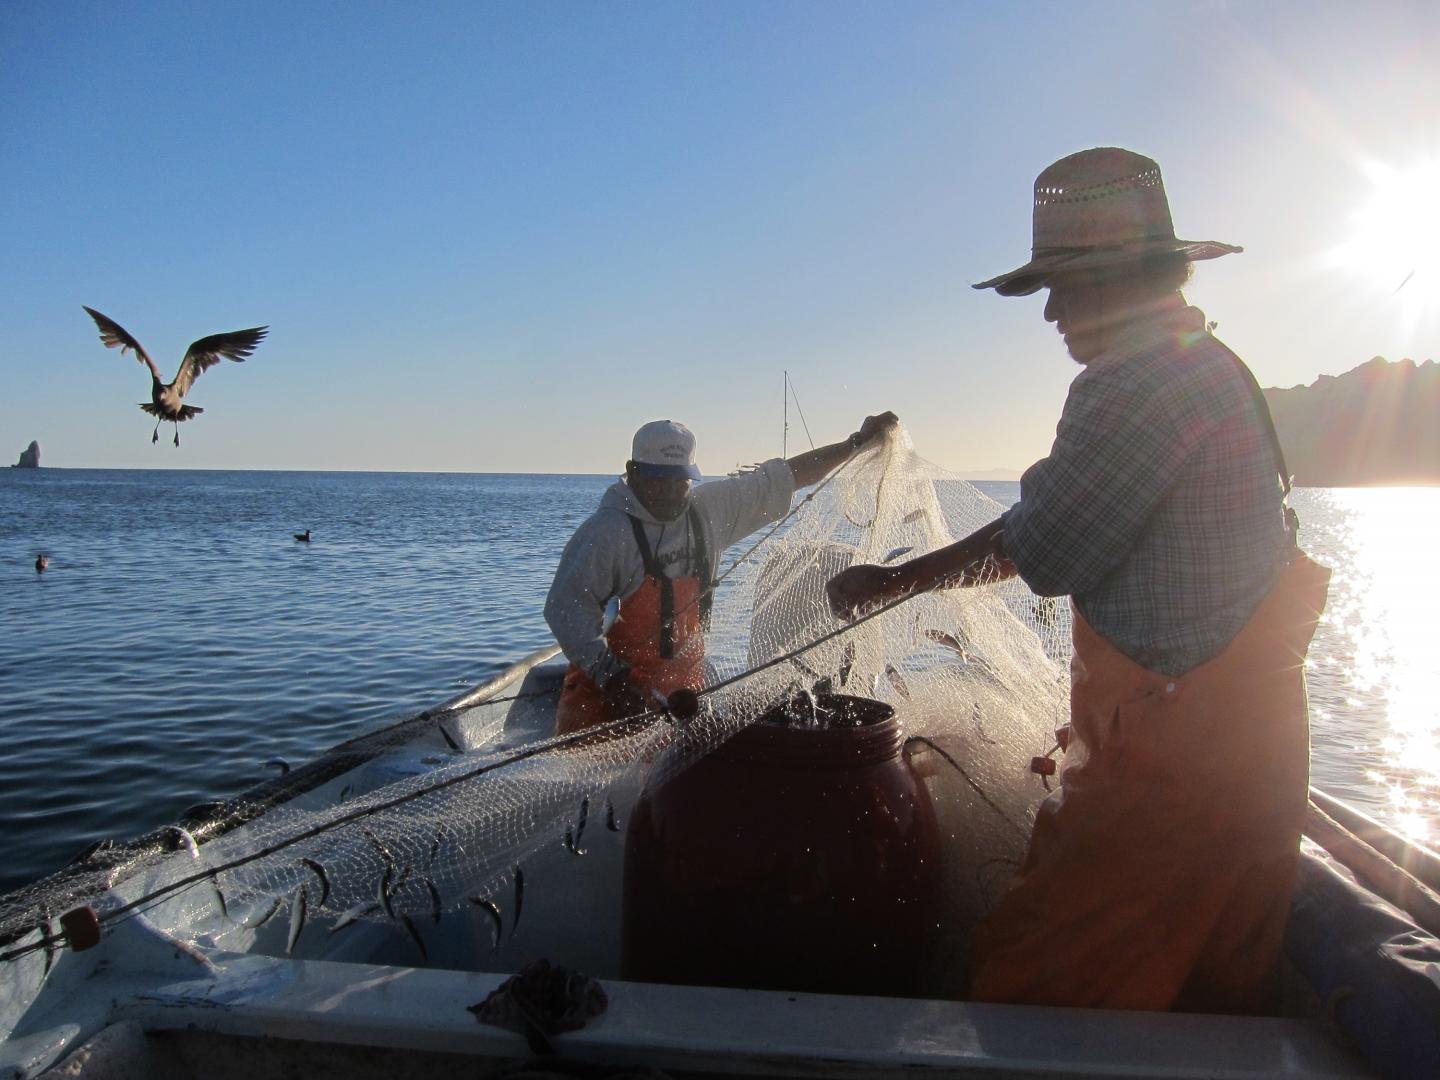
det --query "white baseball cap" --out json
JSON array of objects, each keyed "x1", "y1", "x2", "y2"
[{"x1": 631, "y1": 420, "x2": 703, "y2": 480}]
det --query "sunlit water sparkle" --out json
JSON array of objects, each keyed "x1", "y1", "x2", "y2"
[
  {"x1": 0, "y1": 472, "x2": 1436, "y2": 895},
  {"x1": 1294, "y1": 487, "x2": 1440, "y2": 845}
]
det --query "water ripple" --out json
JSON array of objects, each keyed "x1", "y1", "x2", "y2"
[{"x1": 0, "y1": 468, "x2": 607, "y2": 890}]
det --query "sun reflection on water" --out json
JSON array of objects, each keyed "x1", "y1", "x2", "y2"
[{"x1": 1303, "y1": 488, "x2": 1440, "y2": 846}]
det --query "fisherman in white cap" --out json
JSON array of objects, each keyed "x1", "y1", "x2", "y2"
[
  {"x1": 546, "y1": 412, "x2": 895, "y2": 735},
  {"x1": 828, "y1": 148, "x2": 1330, "y2": 1014}
]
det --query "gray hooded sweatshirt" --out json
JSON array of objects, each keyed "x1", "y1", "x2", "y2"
[{"x1": 545, "y1": 459, "x2": 794, "y2": 687}]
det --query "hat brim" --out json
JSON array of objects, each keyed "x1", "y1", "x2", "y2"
[
  {"x1": 973, "y1": 239, "x2": 1243, "y2": 297},
  {"x1": 631, "y1": 461, "x2": 703, "y2": 481}
]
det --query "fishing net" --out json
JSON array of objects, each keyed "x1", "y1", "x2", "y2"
[{"x1": 0, "y1": 426, "x2": 1070, "y2": 984}]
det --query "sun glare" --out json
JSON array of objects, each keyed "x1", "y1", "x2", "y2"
[
  {"x1": 1330, "y1": 159, "x2": 1440, "y2": 307},
  {"x1": 1329, "y1": 488, "x2": 1440, "y2": 846}
]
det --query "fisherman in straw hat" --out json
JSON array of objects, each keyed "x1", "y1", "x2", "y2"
[{"x1": 828, "y1": 148, "x2": 1330, "y2": 1013}]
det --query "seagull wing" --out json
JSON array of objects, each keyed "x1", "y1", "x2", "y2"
[
  {"x1": 172, "y1": 326, "x2": 268, "y2": 396},
  {"x1": 83, "y1": 306, "x2": 157, "y2": 373}
]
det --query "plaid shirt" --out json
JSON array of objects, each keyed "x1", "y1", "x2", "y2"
[{"x1": 1002, "y1": 306, "x2": 1291, "y2": 676}]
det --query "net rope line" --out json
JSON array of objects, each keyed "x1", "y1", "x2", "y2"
[
  {"x1": 901, "y1": 735, "x2": 1030, "y2": 841},
  {"x1": 664, "y1": 440, "x2": 876, "y2": 639},
  {"x1": 0, "y1": 445, "x2": 886, "y2": 960},
  {"x1": 0, "y1": 443, "x2": 898, "y2": 967},
  {"x1": 5, "y1": 541, "x2": 1034, "y2": 965},
  {"x1": 0, "y1": 582, "x2": 927, "y2": 966}
]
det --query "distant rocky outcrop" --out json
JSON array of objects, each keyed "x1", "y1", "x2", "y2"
[
  {"x1": 1263, "y1": 358, "x2": 1440, "y2": 486},
  {"x1": 12, "y1": 441, "x2": 40, "y2": 468}
]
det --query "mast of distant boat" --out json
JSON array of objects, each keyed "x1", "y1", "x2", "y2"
[
  {"x1": 737, "y1": 372, "x2": 809, "y2": 474},
  {"x1": 783, "y1": 370, "x2": 814, "y2": 458}
]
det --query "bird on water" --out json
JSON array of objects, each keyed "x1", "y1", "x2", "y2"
[
  {"x1": 35, "y1": 553, "x2": 48, "y2": 573},
  {"x1": 83, "y1": 306, "x2": 268, "y2": 446},
  {"x1": 294, "y1": 530, "x2": 311, "y2": 543}
]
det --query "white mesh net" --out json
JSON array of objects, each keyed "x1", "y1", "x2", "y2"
[{"x1": 0, "y1": 427, "x2": 1071, "y2": 981}]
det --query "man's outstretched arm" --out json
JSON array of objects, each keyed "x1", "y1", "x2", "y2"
[
  {"x1": 786, "y1": 411, "x2": 898, "y2": 488},
  {"x1": 826, "y1": 516, "x2": 1012, "y2": 619}
]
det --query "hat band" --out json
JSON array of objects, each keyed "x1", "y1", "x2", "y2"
[{"x1": 1031, "y1": 240, "x2": 1178, "y2": 259}]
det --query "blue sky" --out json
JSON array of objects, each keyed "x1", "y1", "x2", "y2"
[{"x1": 4, "y1": 1, "x2": 1438, "y2": 474}]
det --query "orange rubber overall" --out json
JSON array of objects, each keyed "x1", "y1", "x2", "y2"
[
  {"x1": 969, "y1": 552, "x2": 1331, "y2": 1013},
  {"x1": 555, "y1": 517, "x2": 708, "y2": 736}
]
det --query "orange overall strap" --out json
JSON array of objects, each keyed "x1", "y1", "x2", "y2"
[
  {"x1": 554, "y1": 509, "x2": 711, "y2": 736},
  {"x1": 970, "y1": 552, "x2": 1330, "y2": 1013}
]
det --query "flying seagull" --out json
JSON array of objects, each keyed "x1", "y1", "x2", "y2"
[{"x1": 83, "y1": 306, "x2": 268, "y2": 446}]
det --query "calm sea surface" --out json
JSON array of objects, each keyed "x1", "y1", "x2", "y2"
[{"x1": 1, "y1": 470, "x2": 1436, "y2": 895}]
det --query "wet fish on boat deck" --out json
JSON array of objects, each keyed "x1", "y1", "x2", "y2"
[
  {"x1": 299, "y1": 858, "x2": 331, "y2": 909},
  {"x1": 399, "y1": 912, "x2": 428, "y2": 962},
  {"x1": 901, "y1": 508, "x2": 928, "y2": 524},
  {"x1": 567, "y1": 796, "x2": 589, "y2": 855},
  {"x1": 362, "y1": 829, "x2": 395, "y2": 869},
  {"x1": 513, "y1": 867, "x2": 525, "y2": 932},
  {"x1": 428, "y1": 830, "x2": 444, "y2": 867},
  {"x1": 882, "y1": 546, "x2": 913, "y2": 564},
  {"x1": 173, "y1": 934, "x2": 218, "y2": 971},
  {"x1": 330, "y1": 901, "x2": 379, "y2": 933},
  {"x1": 469, "y1": 896, "x2": 503, "y2": 949},
  {"x1": 884, "y1": 664, "x2": 911, "y2": 700},
  {"x1": 39, "y1": 908, "x2": 57, "y2": 977},
  {"x1": 209, "y1": 873, "x2": 229, "y2": 919},
  {"x1": 605, "y1": 799, "x2": 620, "y2": 832},
  {"x1": 379, "y1": 862, "x2": 404, "y2": 920},
  {"x1": 169, "y1": 825, "x2": 201, "y2": 860},
  {"x1": 422, "y1": 875, "x2": 443, "y2": 924},
  {"x1": 239, "y1": 895, "x2": 282, "y2": 929},
  {"x1": 838, "y1": 640, "x2": 856, "y2": 689},
  {"x1": 286, "y1": 885, "x2": 308, "y2": 954}
]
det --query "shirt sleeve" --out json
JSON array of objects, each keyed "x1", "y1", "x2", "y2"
[
  {"x1": 1003, "y1": 362, "x2": 1214, "y2": 598},
  {"x1": 691, "y1": 458, "x2": 796, "y2": 551},
  {"x1": 543, "y1": 515, "x2": 630, "y2": 686}
]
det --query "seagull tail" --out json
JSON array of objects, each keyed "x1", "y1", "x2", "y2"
[{"x1": 140, "y1": 404, "x2": 204, "y2": 420}]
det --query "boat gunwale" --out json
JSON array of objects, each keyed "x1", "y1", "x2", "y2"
[{"x1": 0, "y1": 646, "x2": 561, "y2": 944}]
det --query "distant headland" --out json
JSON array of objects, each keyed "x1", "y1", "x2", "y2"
[
  {"x1": 968, "y1": 357, "x2": 1436, "y2": 488},
  {"x1": 11, "y1": 441, "x2": 40, "y2": 469},
  {"x1": 1264, "y1": 357, "x2": 1439, "y2": 486}
]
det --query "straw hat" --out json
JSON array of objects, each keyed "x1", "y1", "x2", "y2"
[{"x1": 973, "y1": 147, "x2": 1242, "y2": 297}]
